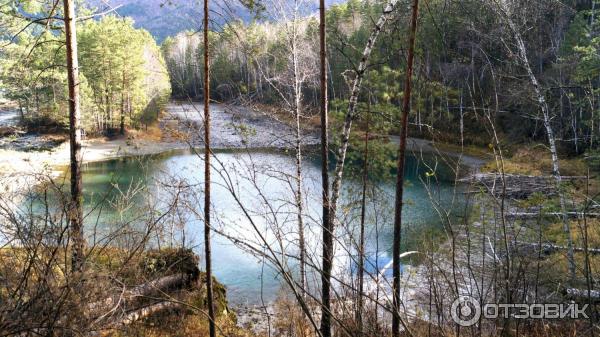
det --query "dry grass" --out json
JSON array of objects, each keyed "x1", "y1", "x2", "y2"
[
  {"x1": 432, "y1": 140, "x2": 494, "y2": 160},
  {"x1": 106, "y1": 312, "x2": 254, "y2": 337},
  {"x1": 250, "y1": 103, "x2": 321, "y2": 131},
  {"x1": 481, "y1": 145, "x2": 588, "y2": 176},
  {"x1": 534, "y1": 219, "x2": 600, "y2": 285},
  {"x1": 127, "y1": 121, "x2": 163, "y2": 142}
]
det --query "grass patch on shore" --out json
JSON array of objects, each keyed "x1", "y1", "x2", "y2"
[
  {"x1": 427, "y1": 140, "x2": 493, "y2": 160},
  {"x1": 481, "y1": 145, "x2": 588, "y2": 176},
  {"x1": 110, "y1": 313, "x2": 253, "y2": 337},
  {"x1": 0, "y1": 246, "x2": 249, "y2": 336}
]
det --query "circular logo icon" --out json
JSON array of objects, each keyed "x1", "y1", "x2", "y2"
[{"x1": 451, "y1": 296, "x2": 481, "y2": 327}]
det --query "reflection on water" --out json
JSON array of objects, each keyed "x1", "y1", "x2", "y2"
[{"x1": 51, "y1": 148, "x2": 463, "y2": 305}]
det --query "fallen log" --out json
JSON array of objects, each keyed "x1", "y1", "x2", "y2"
[
  {"x1": 461, "y1": 173, "x2": 585, "y2": 199},
  {"x1": 462, "y1": 173, "x2": 586, "y2": 182},
  {"x1": 564, "y1": 288, "x2": 600, "y2": 303},
  {"x1": 88, "y1": 273, "x2": 190, "y2": 317},
  {"x1": 127, "y1": 273, "x2": 188, "y2": 298},
  {"x1": 0, "y1": 126, "x2": 24, "y2": 137},
  {"x1": 507, "y1": 212, "x2": 600, "y2": 219},
  {"x1": 515, "y1": 241, "x2": 600, "y2": 255},
  {"x1": 117, "y1": 301, "x2": 183, "y2": 326}
]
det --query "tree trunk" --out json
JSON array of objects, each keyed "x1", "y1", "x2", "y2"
[
  {"x1": 203, "y1": 0, "x2": 216, "y2": 336},
  {"x1": 88, "y1": 273, "x2": 190, "y2": 316},
  {"x1": 117, "y1": 301, "x2": 182, "y2": 326},
  {"x1": 127, "y1": 91, "x2": 132, "y2": 129},
  {"x1": 63, "y1": 0, "x2": 85, "y2": 273},
  {"x1": 319, "y1": 0, "x2": 332, "y2": 333},
  {"x1": 356, "y1": 93, "x2": 371, "y2": 336},
  {"x1": 292, "y1": 40, "x2": 307, "y2": 295},
  {"x1": 499, "y1": 4, "x2": 577, "y2": 281},
  {"x1": 18, "y1": 100, "x2": 24, "y2": 121},
  {"x1": 319, "y1": 2, "x2": 405, "y2": 333},
  {"x1": 392, "y1": 1, "x2": 419, "y2": 336},
  {"x1": 459, "y1": 88, "x2": 464, "y2": 148},
  {"x1": 35, "y1": 89, "x2": 40, "y2": 116},
  {"x1": 120, "y1": 71, "x2": 126, "y2": 135},
  {"x1": 329, "y1": 0, "x2": 403, "y2": 225}
]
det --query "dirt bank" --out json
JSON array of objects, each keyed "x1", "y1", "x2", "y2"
[
  {"x1": 161, "y1": 101, "x2": 320, "y2": 148},
  {"x1": 0, "y1": 101, "x2": 487, "y2": 196},
  {"x1": 0, "y1": 101, "x2": 321, "y2": 194},
  {"x1": 392, "y1": 136, "x2": 487, "y2": 170}
]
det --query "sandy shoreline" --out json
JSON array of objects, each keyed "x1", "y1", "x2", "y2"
[
  {"x1": 0, "y1": 101, "x2": 486, "y2": 196},
  {"x1": 0, "y1": 136, "x2": 187, "y2": 193},
  {"x1": 0, "y1": 101, "x2": 318, "y2": 194}
]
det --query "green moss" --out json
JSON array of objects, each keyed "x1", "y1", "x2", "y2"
[{"x1": 140, "y1": 248, "x2": 200, "y2": 278}]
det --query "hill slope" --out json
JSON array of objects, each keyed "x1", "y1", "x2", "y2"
[{"x1": 90, "y1": 0, "x2": 344, "y2": 42}]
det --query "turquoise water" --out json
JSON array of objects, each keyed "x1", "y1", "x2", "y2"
[{"x1": 69, "y1": 149, "x2": 461, "y2": 305}]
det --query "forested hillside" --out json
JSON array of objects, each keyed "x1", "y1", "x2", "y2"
[
  {"x1": 88, "y1": 0, "x2": 344, "y2": 42},
  {"x1": 162, "y1": 0, "x2": 600, "y2": 156},
  {"x1": 1, "y1": 13, "x2": 171, "y2": 135}
]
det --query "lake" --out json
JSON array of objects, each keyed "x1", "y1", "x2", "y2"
[{"x1": 68, "y1": 148, "x2": 462, "y2": 305}]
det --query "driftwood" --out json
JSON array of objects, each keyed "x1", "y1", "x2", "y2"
[
  {"x1": 515, "y1": 241, "x2": 600, "y2": 255},
  {"x1": 565, "y1": 288, "x2": 600, "y2": 303},
  {"x1": 127, "y1": 273, "x2": 189, "y2": 298},
  {"x1": 117, "y1": 301, "x2": 183, "y2": 326},
  {"x1": 462, "y1": 173, "x2": 585, "y2": 199},
  {"x1": 0, "y1": 126, "x2": 24, "y2": 137},
  {"x1": 87, "y1": 249, "x2": 203, "y2": 331},
  {"x1": 507, "y1": 212, "x2": 600, "y2": 220},
  {"x1": 88, "y1": 273, "x2": 191, "y2": 318}
]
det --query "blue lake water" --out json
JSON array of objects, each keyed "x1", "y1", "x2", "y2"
[{"x1": 68, "y1": 148, "x2": 462, "y2": 305}]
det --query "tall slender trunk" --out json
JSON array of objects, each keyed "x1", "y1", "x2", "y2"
[
  {"x1": 587, "y1": 80, "x2": 595, "y2": 149},
  {"x1": 25, "y1": 99, "x2": 30, "y2": 119},
  {"x1": 203, "y1": 1, "x2": 216, "y2": 336},
  {"x1": 329, "y1": 0, "x2": 402, "y2": 225},
  {"x1": 18, "y1": 100, "x2": 24, "y2": 121},
  {"x1": 105, "y1": 87, "x2": 110, "y2": 131},
  {"x1": 120, "y1": 71, "x2": 126, "y2": 135},
  {"x1": 319, "y1": 0, "x2": 332, "y2": 333},
  {"x1": 296, "y1": 118, "x2": 306, "y2": 294},
  {"x1": 292, "y1": 41, "x2": 307, "y2": 295},
  {"x1": 392, "y1": 1, "x2": 419, "y2": 336},
  {"x1": 500, "y1": 7, "x2": 576, "y2": 281},
  {"x1": 459, "y1": 89, "x2": 464, "y2": 149},
  {"x1": 315, "y1": 2, "x2": 404, "y2": 333},
  {"x1": 35, "y1": 89, "x2": 40, "y2": 116},
  {"x1": 127, "y1": 91, "x2": 132, "y2": 128},
  {"x1": 356, "y1": 93, "x2": 371, "y2": 336},
  {"x1": 583, "y1": 170, "x2": 595, "y2": 334},
  {"x1": 63, "y1": 0, "x2": 84, "y2": 273}
]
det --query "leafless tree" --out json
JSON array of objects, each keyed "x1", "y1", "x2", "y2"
[
  {"x1": 202, "y1": 0, "x2": 217, "y2": 335},
  {"x1": 490, "y1": 0, "x2": 576, "y2": 281},
  {"x1": 62, "y1": 0, "x2": 84, "y2": 273},
  {"x1": 318, "y1": 0, "x2": 333, "y2": 334},
  {"x1": 391, "y1": 1, "x2": 419, "y2": 336}
]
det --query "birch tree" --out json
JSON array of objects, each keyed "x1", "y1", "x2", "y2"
[
  {"x1": 492, "y1": 0, "x2": 576, "y2": 281},
  {"x1": 203, "y1": 0, "x2": 217, "y2": 335},
  {"x1": 391, "y1": 1, "x2": 419, "y2": 335},
  {"x1": 329, "y1": 0, "x2": 403, "y2": 226},
  {"x1": 319, "y1": 0, "x2": 332, "y2": 334},
  {"x1": 256, "y1": 0, "x2": 317, "y2": 293},
  {"x1": 63, "y1": 0, "x2": 84, "y2": 272}
]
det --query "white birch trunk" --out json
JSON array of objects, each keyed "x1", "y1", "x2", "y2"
[
  {"x1": 330, "y1": 0, "x2": 402, "y2": 221},
  {"x1": 498, "y1": 1, "x2": 576, "y2": 280}
]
